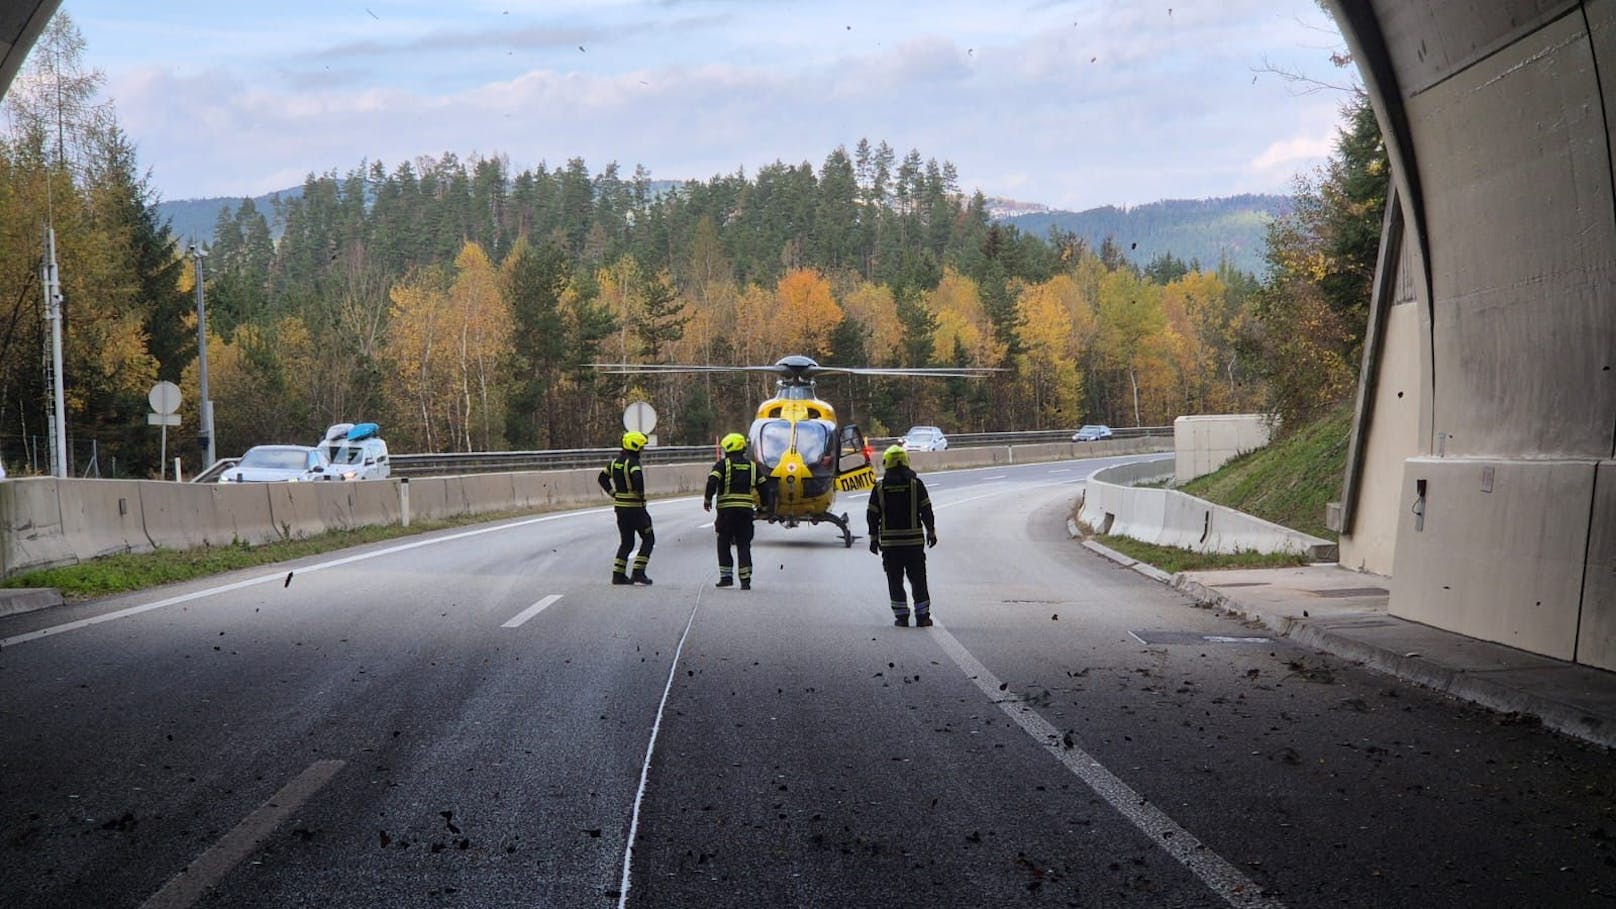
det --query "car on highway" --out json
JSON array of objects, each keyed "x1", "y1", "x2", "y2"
[
  {"x1": 1072, "y1": 424, "x2": 1114, "y2": 442},
  {"x1": 325, "y1": 436, "x2": 391, "y2": 481},
  {"x1": 900, "y1": 426, "x2": 948, "y2": 452},
  {"x1": 218, "y1": 445, "x2": 331, "y2": 483}
]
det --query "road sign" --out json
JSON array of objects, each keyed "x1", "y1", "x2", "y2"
[
  {"x1": 149, "y1": 381, "x2": 181, "y2": 415},
  {"x1": 147, "y1": 413, "x2": 181, "y2": 426},
  {"x1": 623, "y1": 401, "x2": 657, "y2": 434}
]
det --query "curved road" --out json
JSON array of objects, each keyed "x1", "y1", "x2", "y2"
[{"x1": 2, "y1": 455, "x2": 1611, "y2": 908}]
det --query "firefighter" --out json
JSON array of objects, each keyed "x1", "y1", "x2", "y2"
[
  {"x1": 866, "y1": 444, "x2": 938, "y2": 626},
  {"x1": 598, "y1": 431, "x2": 654, "y2": 585},
  {"x1": 704, "y1": 432, "x2": 762, "y2": 589}
]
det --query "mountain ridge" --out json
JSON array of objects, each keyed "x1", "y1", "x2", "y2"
[{"x1": 157, "y1": 186, "x2": 1288, "y2": 277}]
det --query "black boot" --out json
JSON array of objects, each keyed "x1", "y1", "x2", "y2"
[
  {"x1": 915, "y1": 614, "x2": 933, "y2": 627},
  {"x1": 611, "y1": 572, "x2": 632, "y2": 586},
  {"x1": 893, "y1": 614, "x2": 910, "y2": 627},
  {"x1": 631, "y1": 570, "x2": 653, "y2": 585},
  {"x1": 716, "y1": 576, "x2": 734, "y2": 588}
]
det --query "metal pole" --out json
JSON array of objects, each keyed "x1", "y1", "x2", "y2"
[
  {"x1": 190, "y1": 244, "x2": 215, "y2": 468},
  {"x1": 43, "y1": 226, "x2": 67, "y2": 479}
]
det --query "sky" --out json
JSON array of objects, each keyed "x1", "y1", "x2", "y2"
[{"x1": 54, "y1": 0, "x2": 1353, "y2": 210}]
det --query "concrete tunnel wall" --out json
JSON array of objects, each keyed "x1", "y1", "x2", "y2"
[{"x1": 1331, "y1": 1, "x2": 1616, "y2": 670}]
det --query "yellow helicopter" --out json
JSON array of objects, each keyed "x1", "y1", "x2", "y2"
[{"x1": 594, "y1": 355, "x2": 993, "y2": 546}]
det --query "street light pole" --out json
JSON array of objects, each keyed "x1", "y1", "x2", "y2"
[{"x1": 189, "y1": 243, "x2": 215, "y2": 469}]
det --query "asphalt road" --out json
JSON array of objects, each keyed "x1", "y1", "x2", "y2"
[{"x1": 2, "y1": 455, "x2": 1612, "y2": 908}]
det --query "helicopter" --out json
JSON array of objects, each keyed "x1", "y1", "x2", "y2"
[{"x1": 593, "y1": 355, "x2": 994, "y2": 546}]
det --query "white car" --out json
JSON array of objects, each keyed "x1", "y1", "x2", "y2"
[
  {"x1": 219, "y1": 445, "x2": 331, "y2": 483},
  {"x1": 900, "y1": 426, "x2": 948, "y2": 452}
]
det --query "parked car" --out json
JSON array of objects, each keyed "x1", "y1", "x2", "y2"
[
  {"x1": 326, "y1": 436, "x2": 391, "y2": 481},
  {"x1": 900, "y1": 426, "x2": 948, "y2": 452},
  {"x1": 218, "y1": 445, "x2": 331, "y2": 483},
  {"x1": 316, "y1": 422, "x2": 390, "y2": 481},
  {"x1": 1072, "y1": 424, "x2": 1114, "y2": 442}
]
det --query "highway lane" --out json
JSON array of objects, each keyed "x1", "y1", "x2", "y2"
[{"x1": 2, "y1": 455, "x2": 1612, "y2": 908}]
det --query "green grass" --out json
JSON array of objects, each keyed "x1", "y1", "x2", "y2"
[
  {"x1": 1178, "y1": 402, "x2": 1353, "y2": 542},
  {"x1": 1094, "y1": 533, "x2": 1311, "y2": 574},
  {"x1": 0, "y1": 509, "x2": 549, "y2": 599}
]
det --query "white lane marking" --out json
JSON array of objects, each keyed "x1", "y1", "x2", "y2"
[
  {"x1": 985, "y1": 474, "x2": 1007, "y2": 480},
  {"x1": 140, "y1": 759, "x2": 344, "y2": 909},
  {"x1": 617, "y1": 594, "x2": 703, "y2": 908},
  {"x1": 1050, "y1": 468, "x2": 1071, "y2": 473},
  {"x1": 699, "y1": 522, "x2": 714, "y2": 529},
  {"x1": 931, "y1": 490, "x2": 1011, "y2": 510},
  {"x1": 2, "y1": 508, "x2": 611, "y2": 649},
  {"x1": 1128, "y1": 630, "x2": 1148, "y2": 645},
  {"x1": 929, "y1": 622, "x2": 1285, "y2": 909},
  {"x1": 502, "y1": 594, "x2": 563, "y2": 628}
]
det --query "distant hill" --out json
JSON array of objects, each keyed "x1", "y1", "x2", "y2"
[
  {"x1": 156, "y1": 178, "x2": 688, "y2": 247},
  {"x1": 999, "y1": 194, "x2": 1291, "y2": 277},
  {"x1": 157, "y1": 186, "x2": 304, "y2": 247}
]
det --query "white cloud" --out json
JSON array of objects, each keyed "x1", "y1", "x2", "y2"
[{"x1": 77, "y1": 0, "x2": 1347, "y2": 208}]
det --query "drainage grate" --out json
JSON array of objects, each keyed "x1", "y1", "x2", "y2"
[
  {"x1": 1129, "y1": 630, "x2": 1273, "y2": 645},
  {"x1": 1307, "y1": 587, "x2": 1390, "y2": 598}
]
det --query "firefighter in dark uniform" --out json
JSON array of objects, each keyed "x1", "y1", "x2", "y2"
[
  {"x1": 704, "y1": 432, "x2": 762, "y2": 589},
  {"x1": 598, "y1": 431, "x2": 654, "y2": 585},
  {"x1": 866, "y1": 444, "x2": 938, "y2": 626}
]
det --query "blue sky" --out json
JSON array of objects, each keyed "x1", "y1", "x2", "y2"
[{"x1": 58, "y1": 0, "x2": 1352, "y2": 209}]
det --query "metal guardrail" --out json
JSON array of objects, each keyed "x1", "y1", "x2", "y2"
[{"x1": 193, "y1": 427, "x2": 1172, "y2": 481}]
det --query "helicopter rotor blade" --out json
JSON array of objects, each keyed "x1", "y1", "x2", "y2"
[
  {"x1": 588, "y1": 362, "x2": 790, "y2": 376},
  {"x1": 811, "y1": 366, "x2": 1003, "y2": 378}
]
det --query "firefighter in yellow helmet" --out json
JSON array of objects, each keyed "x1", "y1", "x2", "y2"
[
  {"x1": 598, "y1": 431, "x2": 654, "y2": 585},
  {"x1": 704, "y1": 432, "x2": 762, "y2": 589},
  {"x1": 866, "y1": 444, "x2": 937, "y2": 626}
]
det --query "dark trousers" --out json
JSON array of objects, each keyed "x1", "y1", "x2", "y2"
[
  {"x1": 715, "y1": 508, "x2": 754, "y2": 579},
  {"x1": 614, "y1": 508, "x2": 654, "y2": 573},
  {"x1": 881, "y1": 546, "x2": 930, "y2": 615}
]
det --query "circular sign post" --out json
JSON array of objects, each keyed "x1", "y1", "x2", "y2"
[
  {"x1": 149, "y1": 381, "x2": 181, "y2": 415},
  {"x1": 148, "y1": 381, "x2": 183, "y2": 479},
  {"x1": 623, "y1": 401, "x2": 658, "y2": 448}
]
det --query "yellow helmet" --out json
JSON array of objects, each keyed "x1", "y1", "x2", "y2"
[
  {"x1": 622, "y1": 431, "x2": 648, "y2": 452},
  {"x1": 882, "y1": 444, "x2": 909, "y2": 469},
  {"x1": 721, "y1": 432, "x2": 748, "y2": 453}
]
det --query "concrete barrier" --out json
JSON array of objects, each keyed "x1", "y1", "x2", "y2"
[
  {"x1": 1078, "y1": 460, "x2": 1335, "y2": 560},
  {"x1": 56, "y1": 479, "x2": 154, "y2": 560},
  {"x1": 145, "y1": 482, "x2": 283, "y2": 550},
  {"x1": 1, "y1": 439, "x2": 1178, "y2": 579},
  {"x1": 1174, "y1": 414, "x2": 1274, "y2": 483},
  {"x1": 0, "y1": 478, "x2": 72, "y2": 574}
]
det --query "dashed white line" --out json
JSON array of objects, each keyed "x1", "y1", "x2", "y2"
[
  {"x1": 140, "y1": 760, "x2": 345, "y2": 909},
  {"x1": 502, "y1": 594, "x2": 563, "y2": 628},
  {"x1": 928, "y1": 622, "x2": 1285, "y2": 909}
]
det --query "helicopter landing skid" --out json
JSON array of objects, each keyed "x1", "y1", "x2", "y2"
[{"x1": 758, "y1": 510, "x2": 856, "y2": 547}]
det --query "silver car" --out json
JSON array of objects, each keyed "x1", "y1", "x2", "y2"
[
  {"x1": 219, "y1": 445, "x2": 331, "y2": 483},
  {"x1": 900, "y1": 426, "x2": 948, "y2": 452}
]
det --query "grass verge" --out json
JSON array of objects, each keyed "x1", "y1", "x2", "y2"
[
  {"x1": 0, "y1": 507, "x2": 556, "y2": 600},
  {"x1": 1177, "y1": 402, "x2": 1353, "y2": 542},
  {"x1": 1095, "y1": 533, "x2": 1311, "y2": 575}
]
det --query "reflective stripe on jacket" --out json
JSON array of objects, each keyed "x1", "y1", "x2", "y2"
[
  {"x1": 866, "y1": 466, "x2": 933, "y2": 548},
  {"x1": 706, "y1": 455, "x2": 760, "y2": 510},
  {"x1": 599, "y1": 454, "x2": 646, "y2": 508}
]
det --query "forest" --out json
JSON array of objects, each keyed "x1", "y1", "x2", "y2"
[{"x1": 0, "y1": 15, "x2": 1384, "y2": 479}]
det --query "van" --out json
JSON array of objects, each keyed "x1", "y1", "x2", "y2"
[{"x1": 325, "y1": 436, "x2": 390, "y2": 481}]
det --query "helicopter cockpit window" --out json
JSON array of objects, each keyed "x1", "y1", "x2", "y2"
[
  {"x1": 795, "y1": 422, "x2": 832, "y2": 466},
  {"x1": 756, "y1": 420, "x2": 793, "y2": 467}
]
